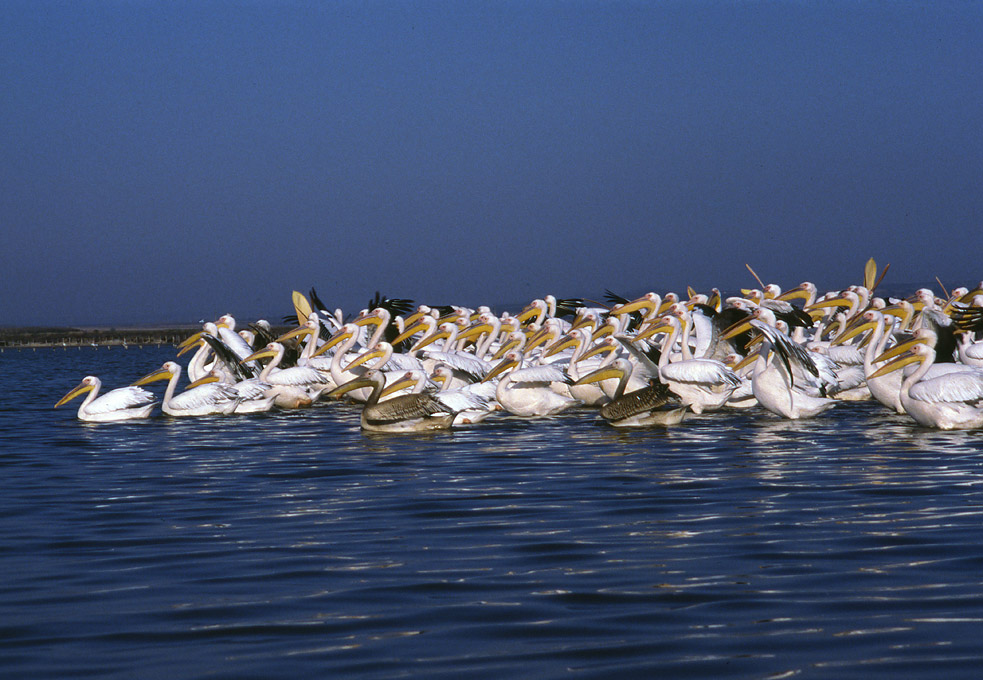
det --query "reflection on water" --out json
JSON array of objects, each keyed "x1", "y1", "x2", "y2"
[{"x1": 2, "y1": 348, "x2": 983, "y2": 679}]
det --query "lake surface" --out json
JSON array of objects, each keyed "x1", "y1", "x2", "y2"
[{"x1": 3, "y1": 346, "x2": 983, "y2": 679}]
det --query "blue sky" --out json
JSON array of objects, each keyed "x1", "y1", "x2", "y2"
[{"x1": 3, "y1": 1, "x2": 981, "y2": 326}]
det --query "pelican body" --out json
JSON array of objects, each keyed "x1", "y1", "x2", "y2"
[
  {"x1": 55, "y1": 376, "x2": 156, "y2": 422},
  {"x1": 871, "y1": 345, "x2": 983, "y2": 430},
  {"x1": 133, "y1": 362, "x2": 240, "y2": 417},
  {"x1": 574, "y1": 359, "x2": 687, "y2": 427},
  {"x1": 327, "y1": 369, "x2": 460, "y2": 433}
]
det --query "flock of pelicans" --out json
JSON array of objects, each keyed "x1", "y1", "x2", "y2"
[{"x1": 55, "y1": 262, "x2": 983, "y2": 431}]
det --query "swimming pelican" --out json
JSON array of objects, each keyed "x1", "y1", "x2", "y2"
[
  {"x1": 241, "y1": 342, "x2": 331, "y2": 408},
  {"x1": 132, "y1": 362, "x2": 239, "y2": 416},
  {"x1": 573, "y1": 359, "x2": 687, "y2": 427},
  {"x1": 55, "y1": 376, "x2": 157, "y2": 422},
  {"x1": 326, "y1": 369, "x2": 470, "y2": 432},
  {"x1": 727, "y1": 320, "x2": 838, "y2": 419},
  {"x1": 187, "y1": 370, "x2": 276, "y2": 414},
  {"x1": 482, "y1": 351, "x2": 580, "y2": 417},
  {"x1": 870, "y1": 344, "x2": 983, "y2": 429},
  {"x1": 642, "y1": 314, "x2": 742, "y2": 414}
]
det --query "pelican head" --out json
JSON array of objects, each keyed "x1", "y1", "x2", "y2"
[{"x1": 55, "y1": 376, "x2": 100, "y2": 407}]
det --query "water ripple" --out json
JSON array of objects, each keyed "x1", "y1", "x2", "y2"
[{"x1": 2, "y1": 348, "x2": 983, "y2": 678}]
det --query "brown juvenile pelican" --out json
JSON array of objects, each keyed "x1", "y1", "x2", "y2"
[
  {"x1": 573, "y1": 359, "x2": 687, "y2": 427},
  {"x1": 326, "y1": 369, "x2": 475, "y2": 433}
]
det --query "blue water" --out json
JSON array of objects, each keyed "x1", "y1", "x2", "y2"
[{"x1": 3, "y1": 346, "x2": 983, "y2": 679}]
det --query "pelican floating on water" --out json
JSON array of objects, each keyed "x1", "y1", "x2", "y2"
[
  {"x1": 132, "y1": 362, "x2": 240, "y2": 417},
  {"x1": 574, "y1": 359, "x2": 687, "y2": 427},
  {"x1": 870, "y1": 344, "x2": 983, "y2": 429},
  {"x1": 327, "y1": 369, "x2": 476, "y2": 432},
  {"x1": 55, "y1": 376, "x2": 156, "y2": 422}
]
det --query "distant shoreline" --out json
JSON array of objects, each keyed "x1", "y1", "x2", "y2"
[
  {"x1": 0, "y1": 325, "x2": 291, "y2": 349},
  {"x1": 0, "y1": 326, "x2": 200, "y2": 349}
]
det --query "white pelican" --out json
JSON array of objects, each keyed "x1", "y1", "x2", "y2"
[
  {"x1": 188, "y1": 370, "x2": 276, "y2": 414},
  {"x1": 55, "y1": 376, "x2": 156, "y2": 422},
  {"x1": 573, "y1": 359, "x2": 687, "y2": 427},
  {"x1": 831, "y1": 310, "x2": 905, "y2": 413},
  {"x1": 482, "y1": 351, "x2": 580, "y2": 417},
  {"x1": 241, "y1": 342, "x2": 331, "y2": 408},
  {"x1": 542, "y1": 329, "x2": 620, "y2": 406},
  {"x1": 731, "y1": 320, "x2": 837, "y2": 419},
  {"x1": 870, "y1": 344, "x2": 983, "y2": 429},
  {"x1": 957, "y1": 333, "x2": 983, "y2": 368},
  {"x1": 327, "y1": 369, "x2": 474, "y2": 433},
  {"x1": 642, "y1": 314, "x2": 742, "y2": 414},
  {"x1": 132, "y1": 362, "x2": 239, "y2": 416},
  {"x1": 431, "y1": 364, "x2": 498, "y2": 425}
]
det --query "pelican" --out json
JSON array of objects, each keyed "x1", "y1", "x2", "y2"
[
  {"x1": 573, "y1": 359, "x2": 687, "y2": 427},
  {"x1": 326, "y1": 369, "x2": 469, "y2": 433},
  {"x1": 482, "y1": 351, "x2": 580, "y2": 417},
  {"x1": 543, "y1": 329, "x2": 620, "y2": 406},
  {"x1": 870, "y1": 344, "x2": 983, "y2": 429},
  {"x1": 187, "y1": 370, "x2": 276, "y2": 414},
  {"x1": 735, "y1": 320, "x2": 838, "y2": 419},
  {"x1": 643, "y1": 314, "x2": 742, "y2": 414},
  {"x1": 431, "y1": 364, "x2": 498, "y2": 425},
  {"x1": 55, "y1": 376, "x2": 156, "y2": 422},
  {"x1": 241, "y1": 342, "x2": 330, "y2": 408},
  {"x1": 132, "y1": 362, "x2": 239, "y2": 416}
]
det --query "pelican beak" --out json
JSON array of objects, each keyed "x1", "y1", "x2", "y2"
[
  {"x1": 906, "y1": 298, "x2": 926, "y2": 312},
  {"x1": 380, "y1": 375, "x2": 417, "y2": 398},
  {"x1": 881, "y1": 304, "x2": 907, "y2": 320},
  {"x1": 869, "y1": 350, "x2": 923, "y2": 380},
  {"x1": 657, "y1": 299, "x2": 677, "y2": 315},
  {"x1": 177, "y1": 331, "x2": 204, "y2": 350},
  {"x1": 609, "y1": 297, "x2": 656, "y2": 316},
  {"x1": 390, "y1": 320, "x2": 428, "y2": 346},
  {"x1": 401, "y1": 309, "x2": 428, "y2": 327},
  {"x1": 776, "y1": 284, "x2": 810, "y2": 303},
  {"x1": 721, "y1": 317, "x2": 754, "y2": 340},
  {"x1": 524, "y1": 328, "x2": 554, "y2": 354},
  {"x1": 55, "y1": 381, "x2": 94, "y2": 407},
  {"x1": 579, "y1": 341, "x2": 617, "y2": 362},
  {"x1": 458, "y1": 322, "x2": 493, "y2": 342},
  {"x1": 572, "y1": 365, "x2": 625, "y2": 387},
  {"x1": 353, "y1": 310, "x2": 382, "y2": 328},
  {"x1": 344, "y1": 347, "x2": 388, "y2": 372},
  {"x1": 436, "y1": 310, "x2": 462, "y2": 325},
  {"x1": 707, "y1": 289, "x2": 722, "y2": 312},
  {"x1": 516, "y1": 304, "x2": 541, "y2": 324},
  {"x1": 634, "y1": 321, "x2": 673, "y2": 343},
  {"x1": 482, "y1": 356, "x2": 519, "y2": 383},
  {"x1": 569, "y1": 314, "x2": 595, "y2": 332},
  {"x1": 591, "y1": 324, "x2": 616, "y2": 342},
  {"x1": 311, "y1": 329, "x2": 352, "y2": 358},
  {"x1": 805, "y1": 296, "x2": 851, "y2": 313},
  {"x1": 413, "y1": 328, "x2": 451, "y2": 352},
  {"x1": 490, "y1": 336, "x2": 522, "y2": 361},
  {"x1": 732, "y1": 353, "x2": 758, "y2": 372},
  {"x1": 276, "y1": 324, "x2": 313, "y2": 343},
  {"x1": 241, "y1": 347, "x2": 277, "y2": 363},
  {"x1": 186, "y1": 374, "x2": 221, "y2": 390},
  {"x1": 325, "y1": 376, "x2": 376, "y2": 400},
  {"x1": 176, "y1": 338, "x2": 204, "y2": 357},
  {"x1": 873, "y1": 336, "x2": 928, "y2": 364},
  {"x1": 544, "y1": 335, "x2": 578, "y2": 358},
  {"x1": 132, "y1": 367, "x2": 172, "y2": 387},
  {"x1": 831, "y1": 318, "x2": 877, "y2": 346}
]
